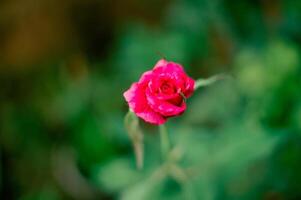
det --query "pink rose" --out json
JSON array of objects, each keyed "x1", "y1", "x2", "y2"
[{"x1": 123, "y1": 59, "x2": 195, "y2": 125}]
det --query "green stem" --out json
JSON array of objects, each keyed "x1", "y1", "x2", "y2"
[
  {"x1": 195, "y1": 74, "x2": 229, "y2": 90},
  {"x1": 124, "y1": 110, "x2": 144, "y2": 170},
  {"x1": 159, "y1": 124, "x2": 170, "y2": 160}
]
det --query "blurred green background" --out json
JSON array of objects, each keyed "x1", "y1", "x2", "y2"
[{"x1": 1, "y1": 0, "x2": 301, "y2": 199}]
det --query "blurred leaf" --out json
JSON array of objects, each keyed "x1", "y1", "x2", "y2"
[
  {"x1": 120, "y1": 165, "x2": 167, "y2": 200},
  {"x1": 19, "y1": 186, "x2": 60, "y2": 200},
  {"x1": 95, "y1": 158, "x2": 143, "y2": 193},
  {"x1": 236, "y1": 40, "x2": 299, "y2": 98},
  {"x1": 186, "y1": 80, "x2": 241, "y2": 126},
  {"x1": 113, "y1": 25, "x2": 191, "y2": 82},
  {"x1": 72, "y1": 112, "x2": 116, "y2": 166}
]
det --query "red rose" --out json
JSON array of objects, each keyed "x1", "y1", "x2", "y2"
[{"x1": 123, "y1": 59, "x2": 195, "y2": 125}]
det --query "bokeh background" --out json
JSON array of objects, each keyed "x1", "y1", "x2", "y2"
[{"x1": 1, "y1": 0, "x2": 301, "y2": 199}]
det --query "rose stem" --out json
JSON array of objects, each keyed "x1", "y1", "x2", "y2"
[
  {"x1": 159, "y1": 124, "x2": 170, "y2": 160},
  {"x1": 194, "y1": 74, "x2": 229, "y2": 89}
]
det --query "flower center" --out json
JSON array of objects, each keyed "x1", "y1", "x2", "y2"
[{"x1": 160, "y1": 82, "x2": 174, "y2": 94}]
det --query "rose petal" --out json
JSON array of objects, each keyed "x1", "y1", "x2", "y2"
[
  {"x1": 123, "y1": 83, "x2": 166, "y2": 125},
  {"x1": 149, "y1": 75, "x2": 175, "y2": 92},
  {"x1": 184, "y1": 77, "x2": 195, "y2": 97},
  {"x1": 136, "y1": 107, "x2": 166, "y2": 125},
  {"x1": 153, "y1": 59, "x2": 168, "y2": 69},
  {"x1": 138, "y1": 70, "x2": 153, "y2": 84},
  {"x1": 152, "y1": 62, "x2": 187, "y2": 93},
  {"x1": 146, "y1": 88, "x2": 186, "y2": 117},
  {"x1": 153, "y1": 62, "x2": 184, "y2": 75}
]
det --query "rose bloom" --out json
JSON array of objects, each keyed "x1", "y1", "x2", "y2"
[{"x1": 123, "y1": 59, "x2": 195, "y2": 125}]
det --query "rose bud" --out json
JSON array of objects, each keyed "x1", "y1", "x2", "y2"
[{"x1": 123, "y1": 59, "x2": 195, "y2": 125}]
